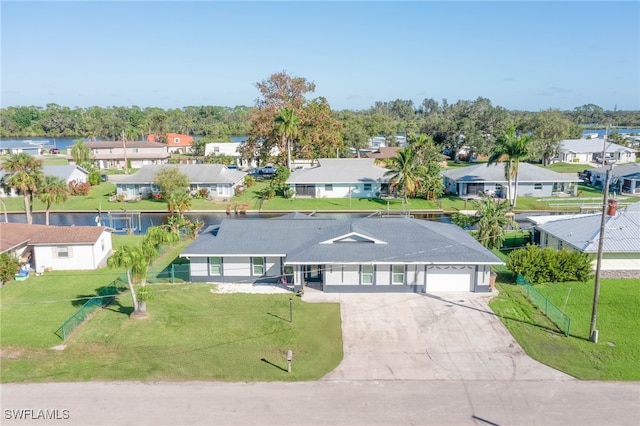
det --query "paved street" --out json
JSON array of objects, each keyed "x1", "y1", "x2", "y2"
[
  {"x1": 2, "y1": 381, "x2": 639, "y2": 425},
  {"x1": 3, "y1": 289, "x2": 638, "y2": 425}
]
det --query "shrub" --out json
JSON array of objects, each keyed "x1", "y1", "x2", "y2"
[
  {"x1": 283, "y1": 188, "x2": 295, "y2": 199},
  {"x1": 68, "y1": 180, "x2": 91, "y2": 196},
  {"x1": 234, "y1": 185, "x2": 246, "y2": 196},
  {"x1": 88, "y1": 171, "x2": 102, "y2": 186},
  {"x1": 244, "y1": 175, "x2": 255, "y2": 188},
  {"x1": 196, "y1": 188, "x2": 210, "y2": 199},
  {"x1": 507, "y1": 244, "x2": 594, "y2": 284},
  {"x1": 0, "y1": 253, "x2": 20, "y2": 285}
]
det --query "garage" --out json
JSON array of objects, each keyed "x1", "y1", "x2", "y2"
[{"x1": 426, "y1": 265, "x2": 474, "y2": 292}]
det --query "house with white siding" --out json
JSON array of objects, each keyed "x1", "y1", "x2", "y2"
[
  {"x1": 0, "y1": 223, "x2": 113, "y2": 273},
  {"x1": 286, "y1": 158, "x2": 392, "y2": 198},
  {"x1": 558, "y1": 138, "x2": 636, "y2": 164},
  {"x1": 42, "y1": 165, "x2": 89, "y2": 184},
  {"x1": 530, "y1": 202, "x2": 640, "y2": 277},
  {"x1": 442, "y1": 162, "x2": 581, "y2": 199},
  {"x1": 180, "y1": 213, "x2": 503, "y2": 293},
  {"x1": 115, "y1": 164, "x2": 246, "y2": 200}
]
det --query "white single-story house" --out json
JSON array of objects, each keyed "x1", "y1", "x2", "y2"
[
  {"x1": 180, "y1": 213, "x2": 504, "y2": 293},
  {"x1": 0, "y1": 140, "x2": 42, "y2": 156},
  {"x1": 115, "y1": 164, "x2": 246, "y2": 200},
  {"x1": 558, "y1": 138, "x2": 637, "y2": 164},
  {"x1": 205, "y1": 142, "x2": 241, "y2": 158},
  {"x1": 442, "y1": 162, "x2": 581, "y2": 199},
  {"x1": 286, "y1": 158, "x2": 392, "y2": 198},
  {"x1": 42, "y1": 165, "x2": 89, "y2": 184},
  {"x1": 0, "y1": 223, "x2": 113, "y2": 273},
  {"x1": 530, "y1": 202, "x2": 640, "y2": 277},
  {"x1": 588, "y1": 163, "x2": 640, "y2": 195}
]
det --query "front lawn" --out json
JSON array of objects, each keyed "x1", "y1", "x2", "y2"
[
  {"x1": 1, "y1": 285, "x2": 342, "y2": 383},
  {"x1": 489, "y1": 278, "x2": 640, "y2": 380}
]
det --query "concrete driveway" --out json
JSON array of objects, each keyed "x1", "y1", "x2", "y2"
[{"x1": 303, "y1": 290, "x2": 572, "y2": 381}]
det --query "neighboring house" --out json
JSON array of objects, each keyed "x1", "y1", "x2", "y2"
[
  {"x1": 81, "y1": 141, "x2": 170, "y2": 170},
  {"x1": 204, "y1": 142, "x2": 241, "y2": 161},
  {"x1": 286, "y1": 158, "x2": 391, "y2": 198},
  {"x1": 115, "y1": 164, "x2": 246, "y2": 200},
  {"x1": 42, "y1": 165, "x2": 89, "y2": 184},
  {"x1": 442, "y1": 162, "x2": 581, "y2": 198},
  {"x1": 558, "y1": 138, "x2": 637, "y2": 164},
  {"x1": 180, "y1": 213, "x2": 503, "y2": 293},
  {"x1": 530, "y1": 202, "x2": 640, "y2": 277},
  {"x1": 0, "y1": 140, "x2": 42, "y2": 156},
  {"x1": 0, "y1": 223, "x2": 113, "y2": 272},
  {"x1": 364, "y1": 147, "x2": 402, "y2": 165},
  {"x1": 589, "y1": 163, "x2": 640, "y2": 195},
  {"x1": 148, "y1": 133, "x2": 194, "y2": 154}
]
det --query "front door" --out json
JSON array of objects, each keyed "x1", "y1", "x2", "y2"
[{"x1": 304, "y1": 265, "x2": 322, "y2": 282}]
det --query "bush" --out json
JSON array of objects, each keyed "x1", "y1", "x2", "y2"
[
  {"x1": 68, "y1": 180, "x2": 91, "y2": 196},
  {"x1": 283, "y1": 188, "x2": 295, "y2": 199},
  {"x1": 507, "y1": 244, "x2": 594, "y2": 284},
  {"x1": 0, "y1": 253, "x2": 20, "y2": 285},
  {"x1": 244, "y1": 175, "x2": 255, "y2": 188},
  {"x1": 234, "y1": 185, "x2": 247, "y2": 196},
  {"x1": 88, "y1": 171, "x2": 102, "y2": 186},
  {"x1": 196, "y1": 188, "x2": 210, "y2": 199}
]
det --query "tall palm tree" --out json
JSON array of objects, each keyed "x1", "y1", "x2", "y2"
[
  {"x1": 1, "y1": 153, "x2": 43, "y2": 224},
  {"x1": 275, "y1": 108, "x2": 300, "y2": 169},
  {"x1": 384, "y1": 148, "x2": 426, "y2": 203},
  {"x1": 488, "y1": 126, "x2": 530, "y2": 207},
  {"x1": 38, "y1": 176, "x2": 70, "y2": 225},
  {"x1": 474, "y1": 194, "x2": 518, "y2": 249},
  {"x1": 70, "y1": 140, "x2": 92, "y2": 166}
]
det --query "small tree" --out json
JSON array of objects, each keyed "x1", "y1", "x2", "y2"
[
  {"x1": 474, "y1": 194, "x2": 518, "y2": 249},
  {"x1": 153, "y1": 167, "x2": 189, "y2": 197},
  {"x1": 38, "y1": 175, "x2": 70, "y2": 225},
  {"x1": 107, "y1": 243, "x2": 157, "y2": 317}
]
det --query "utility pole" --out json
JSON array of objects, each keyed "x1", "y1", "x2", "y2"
[
  {"x1": 589, "y1": 127, "x2": 611, "y2": 343},
  {"x1": 122, "y1": 129, "x2": 129, "y2": 175}
]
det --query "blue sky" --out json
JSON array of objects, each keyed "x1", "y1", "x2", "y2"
[{"x1": 2, "y1": 1, "x2": 639, "y2": 111}]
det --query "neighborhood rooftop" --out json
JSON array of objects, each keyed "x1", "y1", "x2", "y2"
[
  {"x1": 286, "y1": 158, "x2": 389, "y2": 184},
  {"x1": 442, "y1": 162, "x2": 581, "y2": 183},
  {"x1": 115, "y1": 164, "x2": 246, "y2": 184}
]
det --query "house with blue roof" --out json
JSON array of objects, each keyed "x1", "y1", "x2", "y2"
[{"x1": 180, "y1": 213, "x2": 503, "y2": 293}]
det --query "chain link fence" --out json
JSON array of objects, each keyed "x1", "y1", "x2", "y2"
[{"x1": 516, "y1": 274, "x2": 571, "y2": 336}]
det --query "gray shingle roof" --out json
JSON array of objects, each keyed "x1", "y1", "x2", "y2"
[
  {"x1": 591, "y1": 162, "x2": 640, "y2": 179},
  {"x1": 42, "y1": 165, "x2": 88, "y2": 181},
  {"x1": 116, "y1": 164, "x2": 246, "y2": 184},
  {"x1": 181, "y1": 214, "x2": 503, "y2": 265},
  {"x1": 286, "y1": 158, "x2": 390, "y2": 184},
  {"x1": 442, "y1": 162, "x2": 580, "y2": 183},
  {"x1": 560, "y1": 138, "x2": 636, "y2": 154},
  {"x1": 536, "y1": 202, "x2": 640, "y2": 252}
]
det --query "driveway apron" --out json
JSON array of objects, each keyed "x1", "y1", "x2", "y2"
[{"x1": 303, "y1": 291, "x2": 573, "y2": 381}]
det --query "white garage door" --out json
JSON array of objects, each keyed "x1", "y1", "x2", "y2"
[{"x1": 426, "y1": 266, "x2": 474, "y2": 292}]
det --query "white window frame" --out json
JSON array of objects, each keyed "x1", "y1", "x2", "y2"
[
  {"x1": 361, "y1": 265, "x2": 374, "y2": 285},
  {"x1": 534, "y1": 183, "x2": 543, "y2": 190},
  {"x1": 392, "y1": 265, "x2": 405, "y2": 284},
  {"x1": 55, "y1": 246, "x2": 70, "y2": 258},
  {"x1": 364, "y1": 183, "x2": 372, "y2": 192},
  {"x1": 252, "y1": 257, "x2": 265, "y2": 276},
  {"x1": 209, "y1": 257, "x2": 222, "y2": 276},
  {"x1": 325, "y1": 184, "x2": 333, "y2": 191}
]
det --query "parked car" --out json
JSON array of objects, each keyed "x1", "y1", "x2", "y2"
[
  {"x1": 259, "y1": 165, "x2": 276, "y2": 175},
  {"x1": 49, "y1": 148, "x2": 60, "y2": 154}
]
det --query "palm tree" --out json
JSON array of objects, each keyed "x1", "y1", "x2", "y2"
[
  {"x1": 406, "y1": 133, "x2": 444, "y2": 200},
  {"x1": 70, "y1": 140, "x2": 92, "y2": 167},
  {"x1": 474, "y1": 194, "x2": 518, "y2": 249},
  {"x1": 275, "y1": 108, "x2": 300, "y2": 169},
  {"x1": 0, "y1": 153, "x2": 43, "y2": 224},
  {"x1": 107, "y1": 243, "x2": 157, "y2": 316},
  {"x1": 384, "y1": 148, "x2": 426, "y2": 203},
  {"x1": 488, "y1": 127, "x2": 530, "y2": 207},
  {"x1": 38, "y1": 176, "x2": 70, "y2": 225}
]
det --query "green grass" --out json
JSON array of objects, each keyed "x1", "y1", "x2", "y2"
[
  {"x1": 1, "y1": 286, "x2": 342, "y2": 383},
  {"x1": 489, "y1": 279, "x2": 640, "y2": 380},
  {"x1": 544, "y1": 162, "x2": 594, "y2": 173},
  {"x1": 0, "y1": 236, "x2": 342, "y2": 383}
]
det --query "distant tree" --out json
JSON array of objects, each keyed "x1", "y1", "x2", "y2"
[
  {"x1": 526, "y1": 110, "x2": 581, "y2": 166},
  {"x1": 488, "y1": 127, "x2": 530, "y2": 207},
  {"x1": 0, "y1": 153, "x2": 43, "y2": 224},
  {"x1": 38, "y1": 175, "x2": 70, "y2": 225}
]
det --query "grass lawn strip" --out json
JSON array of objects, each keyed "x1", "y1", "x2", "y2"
[{"x1": 489, "y1": 279, "x2": 640, "y2": 381}]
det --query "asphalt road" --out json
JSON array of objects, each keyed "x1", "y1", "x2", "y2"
[{"x1": 2, "y1": 380, "x2": 639, "y2": 426}]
